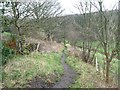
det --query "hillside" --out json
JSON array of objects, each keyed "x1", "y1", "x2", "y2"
[
  {"x1": 1, "y1": 40, "x2": 118, "y2": 88},
  {"x1": 7, "y1": 9, "x2": 117, "y2": 44},
  {"x1": 1, "y1": 4, "x2": 119, "y2": 89}
]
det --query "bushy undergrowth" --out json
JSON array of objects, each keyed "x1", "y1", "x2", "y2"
[
  {"x1": 1, "y1": 45, "x2": 15, "y2": 65},
  {"x1": 1, "y1": 32, "x2": 16, "y2": 66},
  {"x1": 1, "y1": 43, "x2": 14, "y2": 66},
  {"x1": 2, "y1": 52, "x2": 64, "y2": 88}
]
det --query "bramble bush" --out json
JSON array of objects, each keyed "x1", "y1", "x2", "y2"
[{"x1": 1, "y1": 44, "x2": 15, "y2": 65}]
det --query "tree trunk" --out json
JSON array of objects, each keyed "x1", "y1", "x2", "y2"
[
  {"x1": 16, "y1": 23, "x2": 23, "y2": 54},
  {"x1": 105, "y1": 60, "x2": 110, "y2": 83},
  {"x1": 102, "y1": 59, "x2": 106, "y2": 78}
]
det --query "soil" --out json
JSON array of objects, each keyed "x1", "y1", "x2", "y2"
[
  {"x1": 27, "y1": 52, "x2": 78, "y2": 88},
  {"x1": 53, "y1": 52, "x2": 77, "y2": 88}
]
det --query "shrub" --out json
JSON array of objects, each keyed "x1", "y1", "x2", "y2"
[
  {"x1": 1, "y1": 43, "x2": 15, "y2": 66},
  {"x1": 1, "y1": 32, "x2": 17, "y2": 66}
]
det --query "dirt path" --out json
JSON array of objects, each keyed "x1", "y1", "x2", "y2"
[
  {"x1": 53, "y1": 52, "x2": 77, "y2": 88},
  {"x1": 27, "y1": 52, "x2": 78, "y2": 88}
]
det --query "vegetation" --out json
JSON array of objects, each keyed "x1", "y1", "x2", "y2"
[
  {"x1": 2, "y1": 52, "x2": 63, "y2": 88},
  {"x1": 74, "y1": 0, "x2": 118, "y2": 83},
  {"x1": 0, "y1": 0, "x2": 119, "y2": 88},
  {"x1": 66, "y1": 56, "x2": 118, "y2": 88}
]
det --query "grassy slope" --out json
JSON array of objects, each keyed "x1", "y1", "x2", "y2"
[
  {"x1": 2, "y1": 52, "x2": 64, "y2": 88},
  {"x1": 0, "y1": 40, "x2": 118, "y2": 88},
  {"x1": 75, "y1": 41, "x2": 118, "y2": 87},
  {"x1": 95, "y1": 52, "x2": 118, "y2": 75},
  {"x1": 66, "y1": 56, "x2": 118, "y2": 88},
  {"x1": 66, "y1": 56, "x2": 97, "y2": 88}
]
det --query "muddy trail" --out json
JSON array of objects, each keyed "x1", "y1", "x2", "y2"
[
  {"x1": 27, "y1": 52, "x2": 78, "y2": 88},
  {"x1": 53, "y1": 52, "x2": 78, "y2": 88}
]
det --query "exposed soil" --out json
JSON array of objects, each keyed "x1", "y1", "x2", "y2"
[
  {"x1": 53, "y1": 52, "x2": 78, "y2": 88},
  {"x1": 27, "y1": 52, "x2": 78, "y2": 88},
  {"x1": 27, "y1": 76, "x2": 51, "y2": 88}
]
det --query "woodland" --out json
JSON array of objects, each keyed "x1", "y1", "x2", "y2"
[{"x1": 0, "y1": 0, "x2": 120, "y2": 88}]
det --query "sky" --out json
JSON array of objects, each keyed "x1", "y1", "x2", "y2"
[
  {"x1": 0, "y1": 0, "x2": 118, "y2": 15},
  {"x1": 58, "y1": 0, "x2": 119, "y2": 15}
]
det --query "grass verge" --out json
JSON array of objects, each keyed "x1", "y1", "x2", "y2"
[
  {"x1": 66, "y1": 56, "x2": 118, "y2": 88},
  {"x1": 2, "y1": 52, "x2": 64, "y2": 88}
]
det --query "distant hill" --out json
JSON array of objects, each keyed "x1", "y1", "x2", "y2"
[{"x1": 3, "y1": 9, "x2": 118, "y2": 43}]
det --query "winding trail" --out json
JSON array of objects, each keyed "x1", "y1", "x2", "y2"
[
  {"x1": 28, "y1": 52, "x2": 78, "y2": 88},
  {"x1": 53, "y1": 52, "x2": 77, "y2": 88}
]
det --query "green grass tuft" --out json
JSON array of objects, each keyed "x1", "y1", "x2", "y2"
[
  {"x1": 2, "y1": 52, "x2": 64, "y2": 88},
  {"x1": 66, "y1": 56, "x2": 117, "y2": 88}
]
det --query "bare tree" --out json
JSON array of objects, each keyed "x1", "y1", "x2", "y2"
[
  {"x1": 29, "y1": 0, "x2": 63, "y2": 19},
  {"x1": 74, "y1": 0, "x2": 118, "y2": 83},
  {"x1": 1, "y1": 1, "x2": 32, "y2": 54},
  {"x1": 92, "y1": 1, "x2": 118, "y2": 83},
  {"x1": 28, "y1": 0, "x2": 64, "y2": 41},
  {"x1": 0, "y1": 2, "x2": 11, "y2": 33},
  {"x1": 74, "y1": 1, "x2": 98, "y2": 64}
]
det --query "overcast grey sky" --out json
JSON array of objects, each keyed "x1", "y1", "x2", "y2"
[
  {"x1": 0, "y1": 0, "x2": 118, "y2": 15},
  {"x1": 58, "y1": 0, "x2": 118, "y2": 15}
]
